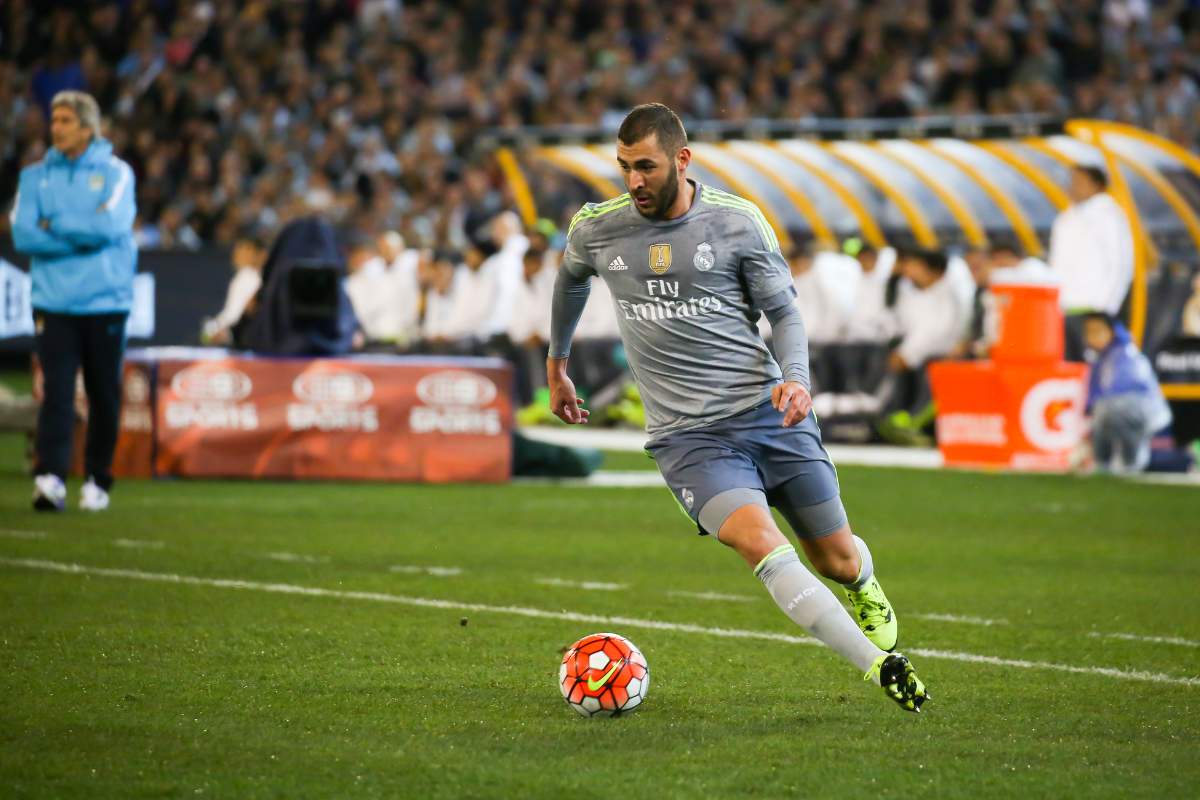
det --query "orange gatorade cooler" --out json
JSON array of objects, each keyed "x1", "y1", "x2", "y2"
[
  {"x1": 989, "y1": 283, "x2": 1063, "y2": 363},
  {"x1": 929, "y1": 360, "x2": 1089, "y2": 471}
]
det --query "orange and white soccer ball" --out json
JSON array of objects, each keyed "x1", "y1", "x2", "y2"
[{"x1": 559, "y1": 632, "x2": 650, "y2": 717}]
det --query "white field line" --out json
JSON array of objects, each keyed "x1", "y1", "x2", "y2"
[
  {"x1": 113, "y1": 538, "x2": 165, "y2": 550},
  {"x1": 0, "y1": 529, "x2": 48, "y2": 540},
  {"x1": 1088, "y1": 632, "x2": 1200, "y2": 648},
  {"x1": 668, "y1": 590, "x2": 756, "y2": 603},
  {"x1": 264, "y1": 552, "x2": 330, "y2": 564},
  {"x1": 536, "y1": 577, "x2": 626, "y2": 591},
  {"x1": 390, "y1": 565, "x2": 464, "y2": 577},
  {"x1": 910, "y1": 612, "x2": 1009, "y2": 627},
  {"x1": 0, "y1": 556, "x2": 1196, "y2": 688}
]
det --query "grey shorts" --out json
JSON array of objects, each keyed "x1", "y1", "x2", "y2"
[{"x1": 645, "y1": 400, "x2": 847, "y2": 539}]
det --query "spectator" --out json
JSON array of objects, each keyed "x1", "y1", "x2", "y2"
[
  {"x1": 419, "y1": 249, "x2": 471, "y2": 350},
  {"x1": 1182, "y1": 273, "x2": 1200, "y2": 337},
  {"x1": 1048, "y1": 164, "x2": 1134, "y2": 360},
  {"x1": 828, "y1": 240, "x2": 898, "y2": 411},
  {"x1": 201, "y1": 230, "x2": 267, "y2": 345},
  {"x1": 343, "y1": 234, "x2": 394, "y2": 344},
  {"x1": 877, "y1": 248, "x2": 967, "y2": 444},
  {"x1": 377, "y1": 230, "x2": 422, "y2": 348},
  {"x1": 4, "y1": 2, "x2": 1198, "y2": 250},
  {"x1": 471, "y1": 211, "x2": 529, "y2": 342},
  {"x1": 891, "y1": 248, "x2": 968, "y2": 374},
  {"x1": 1082, "y1": 312, "x2": 1172, "y2": 474},
  {"x1": 11, "y1": 90, "x2": 136, "y2": 512}
]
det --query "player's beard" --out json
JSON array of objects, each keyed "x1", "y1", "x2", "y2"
[{"x1": 634, "y1": 162, "x2": 680, "y2": 220}]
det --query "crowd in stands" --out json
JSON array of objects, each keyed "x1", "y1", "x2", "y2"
[{"x1": 3, "y1": 0, "x2": 1200, "y2": 251}]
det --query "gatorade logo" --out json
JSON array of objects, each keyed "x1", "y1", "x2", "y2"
[{"x1": 1019, "y1": 379, "x2": 1084, "y2": 451}]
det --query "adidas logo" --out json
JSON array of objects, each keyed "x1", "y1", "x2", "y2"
[{"x1": 608, "y1": 256, "x2": 628, "y2": 271}]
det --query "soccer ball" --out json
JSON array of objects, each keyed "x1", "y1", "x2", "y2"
[{"x1": 559, "y1": 632, "x2": 649, "y2": 717}]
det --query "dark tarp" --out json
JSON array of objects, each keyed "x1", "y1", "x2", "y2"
[{"x1": 236, "y1": 216, "x2": 358, "y2": 356}]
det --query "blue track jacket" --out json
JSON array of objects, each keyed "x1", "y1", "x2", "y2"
[{"x1": 9, "y1": 138, "x2": 137, "y2": 314}]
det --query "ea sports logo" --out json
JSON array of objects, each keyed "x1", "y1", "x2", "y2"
[
  {"x1": 293, "y1": 370, "x2": 374, "y2": 404},
  {"x1": 171, "y1": 364, "x2": 253, "y2": 402},
  {"x1": 1019, "y1": 379, "x2": 1083, "y2": 451},
  {"x1": 416, "y1": 371, "x2": 497, "y2": 407}
]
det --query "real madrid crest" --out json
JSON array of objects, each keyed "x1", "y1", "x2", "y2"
[
  {"x1": 693, "y1": 241, "x2": 714, "y2": 271},
  {"x1": 88, "y1": 173, "x2": 105, "y2": 192},
  {"x1": 648, "y1": 243, "x2": 671, "y2": 274}
]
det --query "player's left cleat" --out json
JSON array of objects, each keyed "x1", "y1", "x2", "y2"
[
  {"x1": 866, "y1": 653, "x2": 929, "y2": 713},
  {"x1": 845, "y1": 575, "x2": 899, "y2": 652}
]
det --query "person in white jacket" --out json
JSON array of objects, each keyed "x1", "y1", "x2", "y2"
[
  {"x1": 1048, "y1": 165, "x2": 1134, "y2": 359},
  {"x1": 891, "y1": 248, "x2": 968, "y2": 372},
  {"x1": 876, "y1": 248, "x2": 968, "y2": 443},
  {"x1": 419, "y1": 250, "x2": 471, "y2": 348},
  {"x1": 202, "y1": 232, "x2": 267, "y2": 345},
  {"x1": 473, "y1": 211, "x2": 529, "y2": 341}
]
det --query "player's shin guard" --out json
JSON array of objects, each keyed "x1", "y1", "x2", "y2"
[{"x1": 755, "y1": 544, "x2": 884, "y2": 673}]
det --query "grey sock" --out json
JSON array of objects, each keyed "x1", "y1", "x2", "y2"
[
  {"x1": 755, "y1": 544, "x2": 884, "y2": 675},
  {"x1": 845, "y1": 534, "x2": 875, "y2": 592}
]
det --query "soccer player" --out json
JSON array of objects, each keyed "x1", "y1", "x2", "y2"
[{"x1": 547, "y1": 104, "x2": 929, "y2": 712}]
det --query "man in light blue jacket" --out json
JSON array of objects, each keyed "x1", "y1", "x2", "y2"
[{"x1": 9, "y1": 91, "x2": 136, "y2": 512}]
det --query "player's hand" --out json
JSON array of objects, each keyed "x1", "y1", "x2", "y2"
[
  {"x1": 772, "y1": 381, "x2": 812, "y2": 427},
  {"x1": 548, "y1": 373, "x2": 590, "y2": 425}
]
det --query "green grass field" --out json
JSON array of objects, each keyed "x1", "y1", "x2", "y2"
[{"x1": 1, "y1": 429, "x2": 1198, "y2": 799}]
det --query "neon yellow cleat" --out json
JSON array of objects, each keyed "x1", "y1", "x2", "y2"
[
  {"x1": 866, "y1": 653, "x2": 930, "y2": 713},
  {"x1": 845, "y1": 575, "x2": 899, "y2": 652}
]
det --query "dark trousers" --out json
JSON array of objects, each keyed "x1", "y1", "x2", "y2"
[{"x1": 34, "y1": 310, "x2": 127, "y2": 490}]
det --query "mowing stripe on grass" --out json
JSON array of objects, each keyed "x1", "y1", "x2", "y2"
[
  {"x1": 668, "y1": 590, "x2": 756, "y2": 603},
  {"x1": 536, "y1": 577, "x2": 626, "y2": 591},
  {"x1": 911, "y1": 612, "x2": 1009, "y2": 627},
  {"x1": 264, "y1": 552, "x2": 330, "y2": 564},
  {"x1": 0, "y1": 529, "x2": 47, "y2": 540},
  {"x1": 113, "y1": 538, "x2": 165, "y2": 550},
  {"x1": 1088, "y1": 632, "x2": 1200, "y2": 648},
  {"x1": 390, "y1": 565, "x2": 464, "y2": 577},
  {"x1": 1, "y1": 556, "x2": 1197, "y2": 688}
]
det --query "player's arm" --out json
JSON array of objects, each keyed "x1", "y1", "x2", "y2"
[
  {"x1": 51, "y1": 159, "x2": 136, "y2": 248},
  {"x1": 546, "y1": 216, "x2": 597, "y2": 424},
  {"x1": 740, "y1": 223, "x2": 812, "y2": 427},
  {"x1": 9, "y1": 169, "x2": 80, "y2": 258}
]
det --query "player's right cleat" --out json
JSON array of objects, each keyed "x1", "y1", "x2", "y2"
[
  {"x1": 845, "y1": 575, "x2": 899, "y2": 651},
  {"x1": 32, "y1": 473, "x2": 66, "y2": 512},
  {"x1": 79, "y1": 478, "x2": 110, "y2": 512},
  {"x1": 866, "y1": 653, "x2": 929, "y2": 713}
]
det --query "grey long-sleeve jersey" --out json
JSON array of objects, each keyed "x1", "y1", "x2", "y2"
[{"x1": 549, "y1": 180, "x2": 810, "y2": 439}]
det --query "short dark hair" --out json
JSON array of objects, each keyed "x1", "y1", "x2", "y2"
[
  {"x1": 987, "y1": 233, "x2": 1021, "y2": 257},
  {"x1": 898, "y1": 247, "x2": 948, "y2": 274},
  {"x1": 1074, "y1": 164, "x2": 1108, "y2": 190},
  {"x1": 617, "y1": 103, "x2": 688, "y2": 156},
  {"x1": 1081, "y1": 311, "x2": 1114, "y2": 330}
]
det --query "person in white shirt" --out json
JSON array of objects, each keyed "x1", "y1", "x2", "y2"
[
  {"x1": 377, "y1": 230, "x2": 422, "y2": 347},
  {"x1": 475, "y1": 211, "x2": 529, "y2": 341},
  {"x1": 875, "y1": 248, "x2": 968, "y2": 442},
  {"x1": 843, "y1": 242, "x2": 898, "y2": 345},
  {"x1": 1048, "y1": 165, "x2": 1134, "y2": 359},
  {"x1": 890, "y1": 248, "x2": 967, "y2": 373},
  {"x1": 775, "y1": 245, "x2": 846, "y2": 397},
  {"x1": 201, "y1": 232, "x2": 267, "y2": 345},
  {"x1": 343, "y1": 236, "x2": 396, "y2": 344},
  {"x1": 508, "y1": 246, "x2": 558, "y2": 346},
  {"x1": 419, "y1": 250, "x2": 471, "y2": 349},
  {"x1": 816, "y1": 241, "x2": 899, "y2": 416}
]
